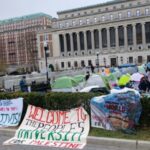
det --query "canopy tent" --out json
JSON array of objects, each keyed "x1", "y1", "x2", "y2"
[
  {"x1": 52, "y1": 76, "x2": 79, "y2": 92},
  {"x1": 118, "y1": 74, "x2": 131, "y2": 86},
  {"x1": 84, "y1": 74, "x2": 106, "y2": 88}
]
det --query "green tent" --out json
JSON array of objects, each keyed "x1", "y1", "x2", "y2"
[
  {"x1": 52, "y1": 76, "x2": 78, "y2": 89},
  {"x1": 106, "y1": 73, "x2": 118, "y2": 89},
  {"x1": 118, "y1": 74, "x2": 131, "y2": 86},
  {"x1": 73, "y1": 74, "x2": 85, "y2": 84}
]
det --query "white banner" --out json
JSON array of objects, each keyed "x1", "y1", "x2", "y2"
[
  {"x1": 0, "y1": 98, "x2": 23, "y2": 127},
  {"x1": 4, "y1": 105, "x2": 89, "y2": 149}
]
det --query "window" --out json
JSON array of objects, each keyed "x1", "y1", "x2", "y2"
[
  {"x1": 145, "y1": 8, "x2": 149, "y2": 15},
  {"x1": 72, "y1": 20, "x2": 76, "y2": 26},
  {"x1": 65, "y1": 22, "x2": 69, "y2": 27},
  {"x1": 113, "y1": 6, "x2": 116, "y2": 10},
  {"x1": 129, "y1": 57, "x2": 133, "y2": 63},
  {"x1": 127, "y1": 11, "x2": 131, "y2": 17},
  {"x1": 61, "y1": 62, "x2": 64, "y2": 68},
  {"x1": 110, "y1": 14, "x2": 113, "y2": 20},
  {"x1": 84, "y1": 12, "x2": 87, "y2": 15},
  {"x1": 136, "y1": 10, "x2": 140, "y2": 16},
  {"x1": 138, "y1": 56, "x2": 142, "y2": 63},
  {"x1": 79, "y1": 19, "x2": 82, "y2": 25},
  {"x1": 59, "y1": 23, "x2": 62, "y2": 28},
  {"x1": 118, "y1": 13, "x2": 122, "y2": 19},
  {"x1": 94, "y1": 17, "x2": 97, "y2": 23},
  {"x1": 102, "y1": 16, "x2": 105, "y2": 21},
  {"x1": 129, "y1": 3, "x2": 132, "y2": 7},
  {"x1": 121, "y1": 5, "x2": 124, "y2": 9},
  {"x1": 86, "y1": 18, "x2": 90, "y2": 24},
  {"x1": 68, "y1": 62, "x2": 71, "y2": 68}
]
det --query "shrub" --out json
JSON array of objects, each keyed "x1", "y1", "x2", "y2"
[{"x1": 0, "y1": 92, "x2": 149, "y2": 127}]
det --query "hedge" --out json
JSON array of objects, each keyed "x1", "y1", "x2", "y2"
[{"x1": 0, "y1": 92, "x2": 149, "y2": 127}]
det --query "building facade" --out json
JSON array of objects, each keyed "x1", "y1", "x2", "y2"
[
  {"x1": 0, "y1": 13, "x2": 52, "y2": 72},
  {"x1": 38, "y1": 0, "x2": 150, "y2": 71}
]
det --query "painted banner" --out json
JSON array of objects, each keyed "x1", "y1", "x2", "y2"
[
  {"x1": 0, "y1": 98, "x2": 23, "y2": 127},
  {"x1": 91, "y1": 88, "x2": 142, "y2": 133},
  {"x1": 4, "y1": 105, "x2": 89, "y2": 149}
]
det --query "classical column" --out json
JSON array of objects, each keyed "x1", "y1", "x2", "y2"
[
  {"x1": 84, "y1": 31, "x2": 87, "y2": 51},
  {"x1": 77, "y1": 32, "x2": 80, "y2": 53},
  {"x1": 115, "y1": 26, "x2": 119, "y2": 51},
  {"x1": 133, "y1": 24, "x2": 137, "y2": 49},
  {"x1": 63, "y1": 34, "x2": 67, "y2": 55},
  {"x1": 107, "y1": 27, "x2": 110, "y2": 50},
  {"x1": 99, "y1": 29, "x2": 102, "y2": 51},
  {"x1": 91, "y1": 30, "x2": 94, "y2": 50},
  {"x1": 142, "y1": 22, "x2": 146, "y2": 48},
  {"x1": 124, "y1": 25, "x2": 128, "y2": 51},
  {"x1": 70, "y1": 33, "x2": 74, "y2": 54}
]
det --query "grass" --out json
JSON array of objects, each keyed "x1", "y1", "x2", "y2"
[{"x1": 89, "y1": 127, "x2": 150, "y2": 141}]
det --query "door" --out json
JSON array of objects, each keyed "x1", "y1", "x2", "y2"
[{"x1": 110, "y1": 58, "x2": 117, "y2": 67}]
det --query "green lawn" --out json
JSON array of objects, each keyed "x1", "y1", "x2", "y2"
[{"x1": 89, "y1": 127, "x2": 150, "y2": 141}]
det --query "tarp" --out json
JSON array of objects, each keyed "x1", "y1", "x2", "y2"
[
  {"x1": 85, "y1": 74, "x2": 106, "y2": 88},
  {"x1": 138, "y1": 65, "x2": 146, "y2": 75},
  {"x1": 4, "y1": 105, "x2": 90, "y2": 149},
  {"x1": 91, "y1": 88, "x2": 142, "y2": 133},
  {"x1": 0, "y1": 98, "x2": 23, "y2": 127}
]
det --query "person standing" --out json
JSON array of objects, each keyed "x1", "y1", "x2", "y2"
[{"x1": 19, "y1": 76, "x2": 28, "y2": 92}]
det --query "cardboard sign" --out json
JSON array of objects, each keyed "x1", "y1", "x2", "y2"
[
  {"x1": 0, "y1": 98, "x2": 23, "y2": 127},
  {"x1": 4, "y1": 105, "x2": 89, "y2": 149}
]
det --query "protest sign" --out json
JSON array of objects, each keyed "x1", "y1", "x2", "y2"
[
  {"x1": 91, "y1": 89, "x2": 142, "y2": 133},
  {"x1": 0, "y1": 98, "x2": 23, "y2": 127},
  {"x1": 4, "y1": 105, "x2": 89, "y2": 149}
]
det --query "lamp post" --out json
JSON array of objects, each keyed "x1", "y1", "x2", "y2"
[
  {"x1": 44, "y1": 41, "x2": 49, "y2": 84},
  {"x1": 96, "y1": 52, "x2": 100, "y2": 72}
]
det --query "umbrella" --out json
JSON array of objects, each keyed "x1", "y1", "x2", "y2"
[{"x1": 131, "y1": 73, "x2": 144, "y2": 82}]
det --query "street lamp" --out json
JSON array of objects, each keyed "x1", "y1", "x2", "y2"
[
  {"x1": 96, "y1": 52, "x2": 100, "y2": 72},
  {"x1": 44, "y1": 41, "x2": 49, "y2": 84}
]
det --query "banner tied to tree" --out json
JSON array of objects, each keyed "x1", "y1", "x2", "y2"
[
  {"x1": 4, "y1": 105, "x2": 89, "y2": 149},
  {"x1": 0, "y1": 98, "x2": 23, "y2": 127}
]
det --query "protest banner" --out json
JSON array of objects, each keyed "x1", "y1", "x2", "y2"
[
  {"x1": 4, "y1": 105, "x2": 89, "y2": 149},
  {"x1": 0, "y1": 98, "x2": 23, "y2": 127},
  {"x1": 91, "y1": 88, "x2": 142, "y2": 133}
]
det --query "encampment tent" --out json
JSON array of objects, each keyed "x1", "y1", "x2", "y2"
[{"x1": 52, "y1": 76, "x2": 79, "y2": 92}]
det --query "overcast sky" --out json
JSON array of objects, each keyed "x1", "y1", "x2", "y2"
[{"x1": 0, "y1": 0, "x2": 110, "y2": 20}]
